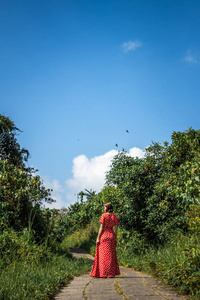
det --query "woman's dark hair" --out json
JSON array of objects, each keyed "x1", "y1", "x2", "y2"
[{"x1": 104, "y1": 202, "x2": 113, "y2": 213}]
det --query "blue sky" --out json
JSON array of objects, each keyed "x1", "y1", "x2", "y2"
[{"x1": 1, "y1": 0, "x2": 200, "y2": 208}]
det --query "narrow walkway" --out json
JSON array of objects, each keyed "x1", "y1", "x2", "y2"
[{"x1": 54, "y1": 248, "x2": 189, "y2": 300}]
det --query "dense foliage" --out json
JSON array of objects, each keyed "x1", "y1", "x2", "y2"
[
  {"x1": 61, "y1": 127, "x2": 200, "y2": 297},
  {"x1": 105, "y1": 128, "x2": 200, "y2": 243},
  {"x1": 0, "y1": 114, "x2": 55, "y2": 238},
  {"x1": 0, "y1": 115, "x2": 91, "y2": 299}
]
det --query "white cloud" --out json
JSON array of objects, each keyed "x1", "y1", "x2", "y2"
[
  {"x1": 44, "y1": 193, "x2": 66, "y2": 209},
  {"x1": 184, "y1": 50, "x2": 199, "y2": 64},
  {"x1": 41, "y1": 147, "x2": 145, "y2": 209},
  {"x1": 43, "y1": 177, "x2": 66, "y2": 209},
  {"x1": 66, "y1": 150, "x2": 118, "y2": 193},
  {"x1": 128, "y1": 147, "x2": 145, "y2": 158},
  {"x1": 44, "y1": 178, "x2": 63, "y2": 192},
  {"x1": 66, "y1": 147, "x2": 145, "y2": 202},
  {"x1": 122, "y1": 40, "x2": 142, "y2": 53}
]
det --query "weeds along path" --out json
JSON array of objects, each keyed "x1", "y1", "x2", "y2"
[{"x1": 54, "y1": 248, "x2": 189, "y2": 300}]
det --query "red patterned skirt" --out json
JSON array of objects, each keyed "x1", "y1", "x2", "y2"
[{"x1": 90, "y1": 229, "x2": 120, "y2": 278}]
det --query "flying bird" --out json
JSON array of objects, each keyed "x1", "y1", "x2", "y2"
[
  {"x1": 115, "y1": 143, "x2": 118, "y2": 147},
  {"x1": 126, "y1": 130, "x2": 129, "y2": 133}
]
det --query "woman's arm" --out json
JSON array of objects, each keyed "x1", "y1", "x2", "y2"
[{"x1": 96, "y1": 224, "x2": 104, "y2": 244}]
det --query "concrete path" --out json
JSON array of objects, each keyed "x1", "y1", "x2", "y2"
[{"x1": 54, "y1": 248, "x2": 189, "y2": 300}]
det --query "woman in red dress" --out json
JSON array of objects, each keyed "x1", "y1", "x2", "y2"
[{"x1": 90, "y1": 202, "x2": 120, "y2": 278}]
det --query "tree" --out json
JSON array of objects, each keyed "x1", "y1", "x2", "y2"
[
  {"x1": 0, "y1": 114, "x2": 29, "y2": 168},
  {"x1": 0, "y1": 114, "x2": 54, "y2": 232},
  {"x1": 105, "y1": 128, "x2": 200, "y2": 244}
]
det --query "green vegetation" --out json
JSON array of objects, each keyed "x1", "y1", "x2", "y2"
[
  {"x1": 1, "y1": 114, "x2": 200, "y2": 298},
  {"x1": 0, "y1": 115, "x2": 91, "y2": 300},
  {"x1": 60, "y1": 128, "x2": 200, "y2": 298},
  {"x1": 0, "y1": 228, "x2": 91, "y2": 300}
]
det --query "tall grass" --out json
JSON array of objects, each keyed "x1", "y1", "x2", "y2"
[
  {"x1": 61, "y1": 218, "x2": 99, "y2": 255},
  {"x1": 117, "y1": 233, "x2": 200, "y2": 296},
  {"x1": 0, "y1": 253, "x2": 91, "y2": 300},
  {"x1": 0, "y1": 229, "x2": 92, "y2": 300}
]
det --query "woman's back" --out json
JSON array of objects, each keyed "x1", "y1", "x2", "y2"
[{"x1": 100, "y1": 213, "x2": 119, "y2": 230}]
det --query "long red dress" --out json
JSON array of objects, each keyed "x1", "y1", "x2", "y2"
[{"x1": 90, "y1": 213, "x2": 120, "y2": 278}]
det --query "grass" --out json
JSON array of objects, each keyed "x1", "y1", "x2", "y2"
[
  {"x1": 0, "y1": 230, "x2": 92, "y2": 300},
  {"x1": 0, "y1": 254, "x2": 91, "y2": 300},
  {"x1": 117, "y1": 233, "x2": 200, "y2": 297},
  {"x1": 60, "y1": 218, "x2": 99, "y2": 255}
]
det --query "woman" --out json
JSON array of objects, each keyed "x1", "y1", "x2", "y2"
[{"x1": 90, "y1": 202, "x2": 120, "y2": 278}]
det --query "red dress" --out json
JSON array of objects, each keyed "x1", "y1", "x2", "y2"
[{"x1": 90, "y1": 213, "x2": 120, "y2": 278}]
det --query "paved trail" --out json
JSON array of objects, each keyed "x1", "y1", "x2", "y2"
[{"x1": 54, "y1": 248, "x2": 189, "y2": 300}]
